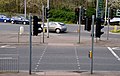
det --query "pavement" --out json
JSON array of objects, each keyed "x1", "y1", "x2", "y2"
[
  {"x1": 0, "y1": 71, "x2": 120, "y2": 76},
  {"x1": 0, "y1": 31, "x2": 120, "y2": 76},
  {"x1": 0, "y1": 31, "x2": 120, "y2": 47}
]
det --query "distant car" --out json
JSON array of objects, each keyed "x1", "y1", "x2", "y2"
[
  {"x1": 109, "y1": 17, "x2": 120, "y2": 25},
  {"x1": 42, "y1": 22, "x2": 67, "y2": 33},
  {"x1": 0, "y1": 14, "x2": 11, "y2": 23},
  {"x1": 11, "y1": 16, "x2": 29, "y2": 25}
]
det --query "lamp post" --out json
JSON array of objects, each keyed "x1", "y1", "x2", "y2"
[
  {"x1": 24, "y1": 0, "x2": 26, "y2": 18},
  {"x1": 105, "y1": 0, "x2": 108, "y2": 25}
]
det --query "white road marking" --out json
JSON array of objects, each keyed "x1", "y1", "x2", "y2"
[
  {"x1": 1, "y1": 45, "x2": 9, "y2": 47},
  {"x1": 74, "y1": 46, "x2": 81, "y2": 70},
  {"x1": 35, "y1": 46, "x2": 48, "y2": 70},
  {"x1": 0, "y1": 45, "x2": 16, "y2": 48},
  {"x1": 107, "y1": 47, "x2": 120, "y2": 61},
  {"x1": 112, "y1": 47, "x2": 120, "y2": 50}
]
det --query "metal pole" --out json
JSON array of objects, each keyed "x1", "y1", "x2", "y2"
[
  {"x1": 18, "y1": 32, "x2": 19, "y2": 43},
  {"x1": 96, "y1": 0, "x2": 98, "y2": 18},
  {"x1": 24, "y1": 0, "x2": 26, "y2": 18},
  {"x1": 29, "y1": 13, "x2": 32, "y2": 75},
  {"x1": 96, "y1": 0, "x2": 98, "y2": 42},
  {"x1": 91, "y1": 15, "x2": 95, "y2": 74},
  {"x1": 42, "y1": 5, "x2": 45, "y2": 43},
  {"x1": 78, "y1": 6, "x2": 82, "y2": 44},
  {"x1": 107, "y1": 7, "x2": 110, "y2": 40},
  {"x1": 47, "y1": 0, "x2": 50, "y2": 38},
  {"x1": 104, "y1": 0, "x2": 108, "y2": 25}
]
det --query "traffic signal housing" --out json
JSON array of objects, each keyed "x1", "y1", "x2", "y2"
[
  {"x1": 75, "y1": 8, "x2": 79, "y2": 21},
  {"x1": 46, "y1": 7, "x2": 50, "y2": 19},
  {"x1": 82, "y1": 8, "x2": 86, "y2": 20},
  {"x1": 85, "y1": 17, "x2": 91, "y2": 31},
  {"x1": 95, "y1": 18, "x2": 104, "y2": 38},
  {"x1": 33, "y1": 16, "x2": 42, "y2": 36},
  {"x1": 110, "y1": 8, "x2": 116, "y2": 19}
]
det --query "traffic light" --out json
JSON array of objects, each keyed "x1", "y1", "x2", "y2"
[
  {"x1": 95, "y1": 18, "x2": 104, "y2": 38},
  {"x1": 110, "y1": 8, "x2": 116, "y2": 19},
  {"x1": 82, "y1": 8, "x2": 86, "y2": 19},
  {"x1": 46, "y1": 7, "x2": 50, "y2": 19},
  {"x1": 75, "y1": 8, "x2": 79, "y2": 21},
  {"x1": 110, "y1": 8, "x2": 114, "y2": 19},
  {"x1": 33, "y1": 16, "x2": 42, "y2": 36},
  {"x1": 85, "y1": 17, "x2": 91, "y2": 31}
]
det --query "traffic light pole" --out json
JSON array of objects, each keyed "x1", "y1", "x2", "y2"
[
  {"x1": 91, "y1": 15, "x2": 95, "y2": 74},
  {"x1": 78, "y1": 6, "x2": 82, "y2": 44},
  {"x1": 42, "y1": 5, "x2": 45, "y2": 43},
  {"x1": 47, "y1": 0, "x2": 50, "y2": 38},
  {"x1": 96, "y1": 0, "x2": 98, "y2": 42},
  {"x1": 29, "y1": 13, "x2": 32, "y2": 75},
  {"x1": 107, "y1": 7, "x2": 110, "y2": 40}
]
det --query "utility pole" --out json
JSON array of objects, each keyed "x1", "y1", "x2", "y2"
[{"x1": 47, "y1": 0, "x2": 50, "y2": 38}]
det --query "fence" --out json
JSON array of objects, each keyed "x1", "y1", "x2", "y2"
[{"x1": 0, "y1": 54, "x2": 19, "y2": 73}]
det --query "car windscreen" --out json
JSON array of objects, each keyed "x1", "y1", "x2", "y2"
[{"x1": 58, "y1": 22, "x2": 65, "y2": 26}]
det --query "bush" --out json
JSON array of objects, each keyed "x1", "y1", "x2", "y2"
[{"x1": 49, "y1": 9, "x2": 75, "y2": 23}]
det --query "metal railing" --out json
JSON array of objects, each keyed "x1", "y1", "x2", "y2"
[{"x1": 0, "y1": 54, "x2": 19, "y2": 73}]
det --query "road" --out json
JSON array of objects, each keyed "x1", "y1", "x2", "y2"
[
  {"x1": 0, "y1": 44, "x2": 120, "y2": 71},
  {"x1": 0, "y1": 23, "x2": 120, "y2": 72},
  {"x1": 0, "y1": 23, "x2": 120, "y2": 39}
]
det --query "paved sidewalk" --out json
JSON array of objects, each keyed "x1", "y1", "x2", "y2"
[
  {"x1": 0, "y1": 31, "x2": 120, "y2": 47},
  {"x1": 0, "y1": 71, "x2": 120, "y2": 76}
]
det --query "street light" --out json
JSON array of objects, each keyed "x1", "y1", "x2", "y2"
[{"x1": 24, "y1": 0, "x2": 26, "y2": 18}]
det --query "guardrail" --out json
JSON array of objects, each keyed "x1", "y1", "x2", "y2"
[{"x1": 0, "y1": 54, "x2": 19, "y2": 73}]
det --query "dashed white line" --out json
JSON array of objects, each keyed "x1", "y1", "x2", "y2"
[
  {"x1": 107, "y1": 47, "x2": 120, "y2": 61},
  {"x1": 35, "y1": 46, "x2": 48, "y2": 70},
  {"x1": 74, "y1": 46, "x2": 81, "y2": 70}
]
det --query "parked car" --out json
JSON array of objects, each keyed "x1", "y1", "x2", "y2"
[
  {"x1": 0, "y1": 14, "x2": 11, "y2": 23},
  {"x1": 109, "y1": 17, "x2": 120, "y2": 25},
  {"x1": 42, "y1": 22, "x2": 67, "y2": 33},
  {"x1": 11, "y1": 16, "x2": 29, "y2": 25}
]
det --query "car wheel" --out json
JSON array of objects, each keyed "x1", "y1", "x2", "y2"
[
  {"x1": 11, "y1": 21, "x2": 14, "y2": 24},
  {"x1": 23, "y1": 22, "x2": 26, "y2": 25},
  {"x1": 4, "y1": 20, "x2": 6, "y2": 23},
  {"x1": 55, "y1": 28, "x2": 61, "y2": 33}
]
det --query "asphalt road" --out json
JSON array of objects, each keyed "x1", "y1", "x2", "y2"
[
  {"x1": 0, "y1": 23, "x2": 120, "y2": 72},
  {"x1": 0, "y1": 44, "x2": 120, "y2": 71},
  {"x1": 0, "y1": 23, "x2": 120, "y2": 39}
]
